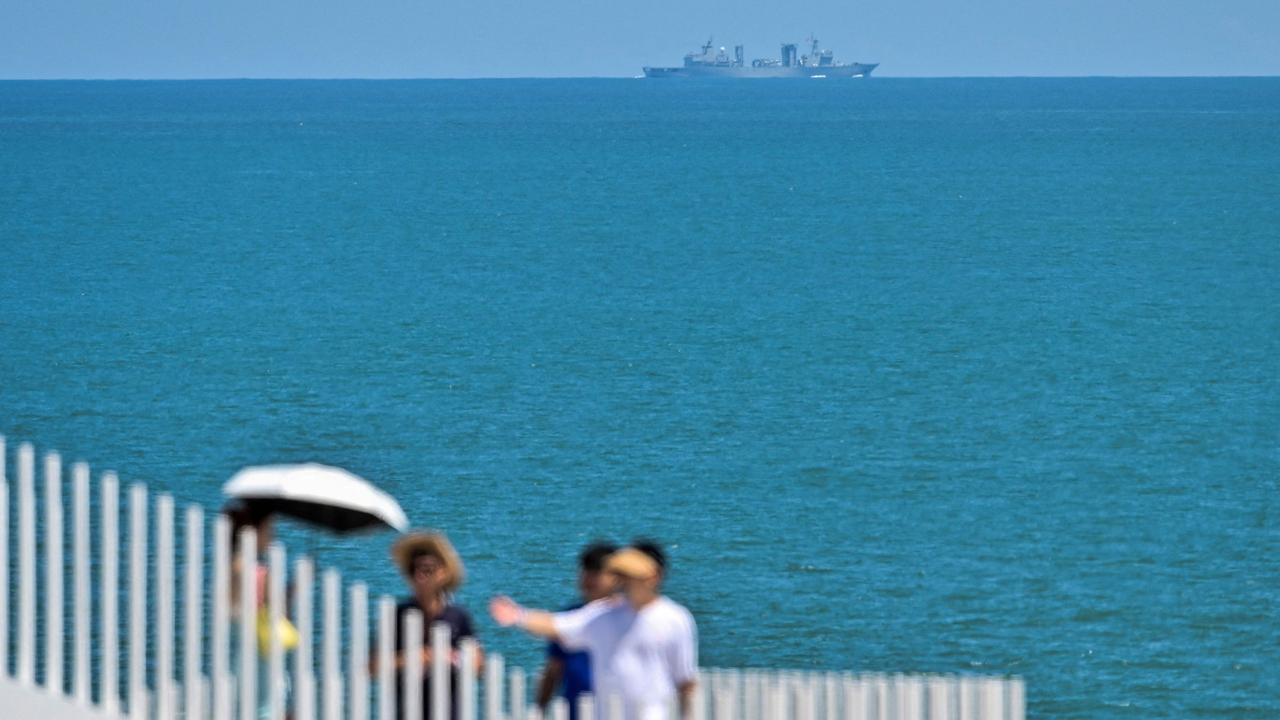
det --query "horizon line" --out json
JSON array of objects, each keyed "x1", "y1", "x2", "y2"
[{"x1": 3, "y1": 73, "x2": 1279, "y2": 82}]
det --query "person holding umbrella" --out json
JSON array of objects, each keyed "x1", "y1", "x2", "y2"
[
  {"x1": 224, "y1": 501, "x2": 297, "y2": 720},
  {"x1": 223, "y1": 462, "x2": 410, "y2": 718},
  {"x1": 490, "y1": 541, "x2": 698, "y2": 720},
  {"x1": 375, "y1": 531, "x2": 484, "y2": 720}
]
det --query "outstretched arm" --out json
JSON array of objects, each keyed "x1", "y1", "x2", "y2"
[{"x1": 489, "y1": 596, "x2": 559, "y2": 640}]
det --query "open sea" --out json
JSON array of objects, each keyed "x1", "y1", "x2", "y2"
[{"x1": 1, "y1": 78, "x2": 1278, "y2": 718}]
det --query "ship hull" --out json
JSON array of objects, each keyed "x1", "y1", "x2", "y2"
[{"x1": 642, "y1": 63, "x2": 877, "y2": 78}]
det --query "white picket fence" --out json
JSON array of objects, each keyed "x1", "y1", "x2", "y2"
[{"x1": 0, "y1": 436, "x2": 1025, "y2": 720}]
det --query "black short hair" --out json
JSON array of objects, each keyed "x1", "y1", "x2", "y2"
[
  {"x1": 222, "y1": 502, "x2": 271, "y2": 553},
  {"x1": 579, "y1": 541, "x2": 618, "y2": 572},
  {"x1": 223, "y1": 501, "x2": 270, "y2": 530},
  {"x1": 629, "y1": 539, "x2": 666, "y2": 572}
]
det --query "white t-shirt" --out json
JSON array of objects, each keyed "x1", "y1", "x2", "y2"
[{"x1": 552, "y1": 595, "x2": 698, "y2": 720}]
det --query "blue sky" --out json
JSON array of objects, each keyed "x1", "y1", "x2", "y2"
[{"x1": 2, "y1": 0, "x2": 1278, "y2": 78}]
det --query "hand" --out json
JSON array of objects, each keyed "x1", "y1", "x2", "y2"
[
  {"x1": 391, "y1": 648, "x2": 431, "y2": 671},
  {"x1": 489, "y1": 596, "x2": 523, "y2": 627}
]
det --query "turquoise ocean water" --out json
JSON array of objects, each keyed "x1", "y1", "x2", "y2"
[{"x1": 1, "y1": 78, "x2": 1278, "y2": 717}]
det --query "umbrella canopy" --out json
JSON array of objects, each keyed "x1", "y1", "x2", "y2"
[{"x1": 223, "y1": 463, "x2": 409, "y2": 533}]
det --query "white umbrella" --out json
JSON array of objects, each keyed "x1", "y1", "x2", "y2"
[{"x1": 223, "y1": 463, "x2": 409, "y2": 533}]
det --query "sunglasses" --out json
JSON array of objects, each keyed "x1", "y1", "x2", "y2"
[{"x1": 412, "y1": 562, "x2": 444, "y2": 577}]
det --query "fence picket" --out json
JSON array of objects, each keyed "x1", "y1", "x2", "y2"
[
  {"x1": 294, "y1": 558, "x2": 317, "y2": 720},
  {"x1": 958, "y1": 677, "x2": 976, "y2": 720},
  {"x1": 823, "y1": 673, "x2": 839, "y2": 720},
  {"x1": 771, "y1": 678, "x2": 788, "y2": 720},
  {"x1": 101, "y1": 472, "x2": 121, "y2": 713},
  {"x1": 1008, "y1": 678, "x2": 1025, "y2": 720},
  {"x1": 689, "y1": 685, "x2": 705, "y2": 720},
  {"x1": 876, "y1": 675, "x2": 892, "y2": 720},
  {"x1": 157, "y1": 495, "x2": 176, "y2": 720},
  {"x1": 747, "y1": 675, "x2": 759, "y2": 720},
  {"x1": 714, "y1": 687, "x2": 735, "y2": 720},
  {"x1": 72, "y1": 462, "x2": 91, "y2": 705},
  {"x1": 577, "y1": 692, "x2": 596, "y2": 720},
  {"x1": 509, "y1": 667, "x2": 526, "y2": 720},
  {"x1": 604, "y1": 692, "x2": 622, "y2": 720},
  {"x1": 268, "y1": 543, "x2": 287, "y2": 720},
  {"x1": 17, "y1": 443, "x2": 35, "y2": 686},
  {"x1": 430, "y1": 622, "x2": 451, "y2": 720},
  {"x1": 129, "y1": 483, "x2": 149, "y2": 720},
  {"x1": 458, "y1": 637, "x2": 478, "y2": 720},
  {"x1": 323, "y1": 569, "x2": 343, "y2": 720},
  {"x1": 44, "y1": 452, "x2": 64, "y2": 695},
  {"x1": 980, "y1": 679, "x2": 1004, "y2": 720},
  {"x1": 550, "y1": 697, "x2": 568, "y2": 720},
  {"x1": 377, "y1": 595, "x2": 395, "y2": 720},
  {"x1": 212, "y1": 514, "x2": 231, "y2": 720},
  {"x1": 350, "y1": 583, "x2": 370, "y2": 720},
  {"x1": 402, "y1": 609, "x2": 424, "y2": 720},
  {"x1": 218, "y1": 675, "x2": 235, "y2": 720},
  {"x1": 185, "y1": 506, "x2": 205, "y2": 720},
  {"x1": 893, "y1": 675, "x2": 908, "y2": 720},
  {"x1": 842, "y1": 675, "x2": 864, "y2": 720},
  {"x1": 239, "y1": 527, "x2": 258, "y2": 720},
  {"x1": 907, "y1": 677, "x2": 926, "y2": 720},
  {"x1": 926, "y1": 677, "x2": 948, "y2": 720},
  {"x1": 483, "y1": 650, "x2": 503, "y2": 720}
]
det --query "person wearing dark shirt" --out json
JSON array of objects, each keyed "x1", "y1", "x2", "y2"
[
  {"x1": 536, "y1": 542, "x2": 617, "y2": 720},
  {"x1": 375, "y1": 531, "x2": 483, "y2": 720}
]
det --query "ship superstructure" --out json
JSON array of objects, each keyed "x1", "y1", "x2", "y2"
[{"x1": 643, "y1": 36, "x2": 877, "y2": 78}]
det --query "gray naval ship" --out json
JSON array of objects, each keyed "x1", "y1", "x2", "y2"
[{"x1": 643, "y1": 36, "x2": 878, "y2": 78}]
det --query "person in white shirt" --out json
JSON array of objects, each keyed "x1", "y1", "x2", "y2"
[{"x1": 490, "y1": 542, "x2": 698, "y2": 720}]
